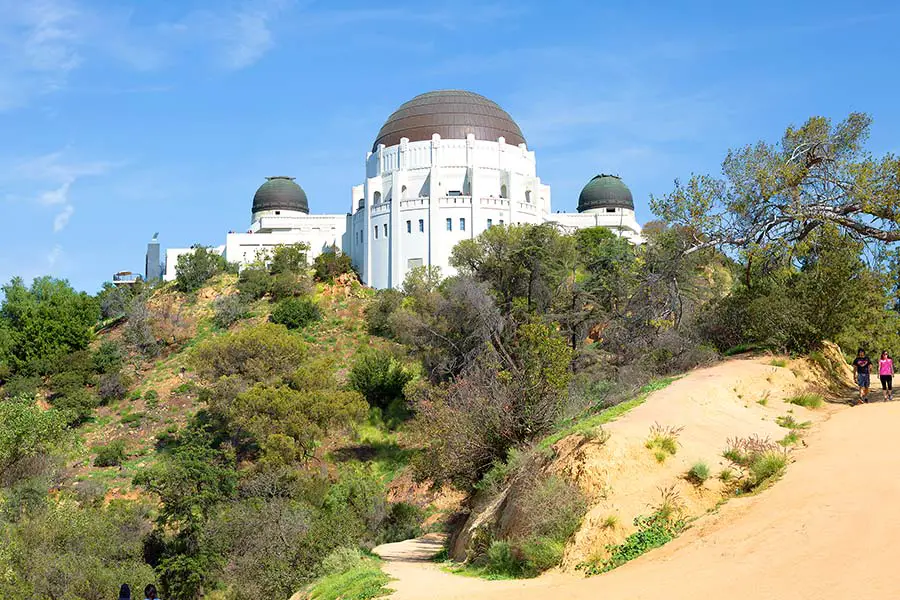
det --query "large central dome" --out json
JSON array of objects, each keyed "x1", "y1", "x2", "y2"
[{"x1": 372, "y1": 90, "x2": 526, "y2": 151}]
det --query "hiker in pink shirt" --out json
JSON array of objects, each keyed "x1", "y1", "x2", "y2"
[{"x1": 879, "y1": 351, "x2": 894, "y2": 402}]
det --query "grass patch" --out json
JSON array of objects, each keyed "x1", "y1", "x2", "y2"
[
  {"x1": 778, "y1": 431, "x2": 801, "y2": 446},
  {"x1": 785, "y1": 393, "x2": 824, "y2": 409},
  {"x1": 307, "y1": 559, "x2": 391, "y2": 600},
  {"x1": 686, "y1": 462, "x2": 710, "y2": 485},
  {"x1": 644, "y1": 423, "x2": 682, "y2": 462},
  {"x1": 601, "y1": 515, "x2": 619, "y2": 529},
  {"x1": 93, "y1": 440, "x2": 127, "y2": 467},
  {"x1": 718, "y1": 468, "x2": 734, "y2": 483},
  {"x1": 120, "y1": 412, "x2": 145, "y2": 428},
  {"x1": 578, "y1": 488, "x2": 686, "y2": 575},
  {"x1": 539, "y1": 377, "x2": 679, "y2": 449},
  {"x1": 776, "y1": 415, "x2": 812, "y2": 429},
  {"x1": 723, "y1": 436, "x2": 788, "y2": 493},
  {"x1": 770, "y1": 358, "x2": 788, "y2": 368}
]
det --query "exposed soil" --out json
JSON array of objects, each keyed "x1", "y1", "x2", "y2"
[{"x1": 375, "y1": 351, "x2": 896, "y2": 599}]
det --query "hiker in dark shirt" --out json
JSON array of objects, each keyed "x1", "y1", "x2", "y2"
[{"x1": 853, "y1": 349, "x2": 872, "y2": 404}]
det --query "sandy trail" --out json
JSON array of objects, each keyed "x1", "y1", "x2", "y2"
[{"x1": 376, "y1": 401, "x2": 900, "y2": 600}]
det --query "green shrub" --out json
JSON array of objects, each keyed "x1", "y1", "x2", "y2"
[
  {"x1": 319, "y1": 547, "x2": 365, "y2": 576},
  {"x1": 364, "y1": 289, "x2": 403, "y2": 337},
  {"x1": 144, "y1": 389, "x2": 159, "y2": 408},
  {"x1": 686, "y1": 462, "x2": 710, "y2": 485},
  {"x1": 379, "y1": 502, "x2": 423, "y2": 544},
  {"x1": 723, "y1": 436, "x2": 788, "y2": 492},
  {"x1": 94, "y1": 440, "x2": 127, "y2": 467},
  {"x1": 770, "y1": 358, "x2": 788, "y2": 367},
  {"x1": 175, "y1": 246, "x2": 229, "y2": 293},
  {"x1": 237, "y1": 267, "x2": 272, "y2": 300},
  {"x1": 270, "y1": 297, "x2": 322, "y2": 330},
  {"x1": 314, "y1": 247, "x2": 354, "y2": 283},
  {"x1": 307, "y1": 560, "x2": 391, "y2": 600},
  {"x1": 1, "y1": 375, "x2": 40, "y2": 400},
  {"x1": 519, "y1": 537, "x2": 564, "y2": 574},
  {"x1": 50, "y1": 388, "x2": 100, "y2": 424},
  {"x1": 778, "y1": 431, "x2": 801, "y2": 446},
  {"x1": 484, "y1": 541, "x2": 524, "y2": 577},
  {"x1": 93, "y1": 340, "x2": 124, "y2": 374},
  {"x1": 98, "y1": 372, "x2": 129, "y2": 402},
  {"x1": 212, "y1": 294, "x2": 250, "y2": 328},
  {"x1": 192, "y1": 323, "x2": 306, "y2": 383},
  {"x1": 749, "y1": 451, "x2": 787, "y2": 486},
  {"x1": 0, "y1": 399, "x2": 69, "y2": 484},
  {"x1": 348, "y1": 349, "x2": 413, "y2": 411},
  {"x1": 121, "y1": 412, "x2": 144, "y2": 428},
  {"x1": 173, "y1": 382, "x2": 196, "y2": 396},
  {"x1": 785, "y1": 393, "x2": 824, "y2": 409}
]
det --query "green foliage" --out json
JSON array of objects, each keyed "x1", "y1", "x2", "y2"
[
  {"x1": 270, "y1": 297, "x2": 322, "y2": 330},
  {"x1": 722, "y1": 436, "x2": 788, "y2": 492},
  {"x1": 51, "y1": 388, "x2": 100, "y2": 425},
  {"x1": 314, "y1": 246, "x2": 355, "y2": 282},
  {"x1": 519, "y1": 537, "x2": 565, "y2": 573},
  {"x1": 0, "y1": 399, "x2": 68, "y2": 484},
  {"x1": 644, "y1": 424, "x2": 682, "y2": 461},
  {"x1": 364, "y1": 289, "x2": 403, "y2": 337},
  {"x1": 0, "y1": 276, "x2": 100, "y2": 374},
  {"x1": 268, "y1": 243, "x2": 310, "y2": 275},
  {"x1": 307, "y1": 559, "x2": 391, "y2": 600},
  {"x1": 785, "y1": 393, "x2": 824, "y2": 409},
  {"x1": 192, "y1": 323, "x2": 306, "y2": 383},
  {"x1": 776, "y1": 415, "x2": 811, "y2": 429},
  {"x1": 319, "y1": 547, "x2": 365, "y2": 576},
  {"x1": 686, "y1": 462, "x2": 710, "y2": 485},
  {"x1": 94, "y1": 440, "x2": 127, "y2": 467},
  {"x1": 348, "y1": 349, "x2": 413, "y2": 412},
  {"x1": 93, "y1": 340, "x2": 124, "y2": 374},
  {"x1": 378, "y1": 502, "x2": 423, "y2": 544},
  {"x1": 483, "y1": 541, "x2": 524, "y2": 577},
  {"x1": 236, "y1": 267, "x2": 272, "y2": 300},
  {"x1": 749, "y1": 451, "x2": 788, "y2": 485},
  {"x1": 0, "y1": 501, "x2": 155, "y2": 600},
  {"x1": 770, "y1": 358, "x2": 788, "y2": 367},
  {"x1": 212, "y1": 294, "x2": 250, "y2": 329},
  {"x1": 581, "y1": 510, "x2": 687, "y2": 575},
  {"x1": 175, "y1": 246, "x2": 230, "y2": 293}
]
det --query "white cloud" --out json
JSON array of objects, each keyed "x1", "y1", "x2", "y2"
[
  {"x1": 47, "y1": 244, "x2": 63, "y2": 266},
  {"x1": 53, "y1": 205, "x2": 74, "y2": 232}
]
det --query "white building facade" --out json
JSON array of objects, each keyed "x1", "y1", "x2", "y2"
[{"x1": 161, "y1": 90, "x2": 642, "y2": 288}]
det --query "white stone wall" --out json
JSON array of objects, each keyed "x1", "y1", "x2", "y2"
[
  {"x1": 548, "y1": 208, "x2": 644, "y2": 244},
  {"x1": 352, "y1": 134, "x2": 552, "y2": 289}
]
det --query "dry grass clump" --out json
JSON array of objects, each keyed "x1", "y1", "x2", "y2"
[
  {"x1": 645, "y1": 423, "x2": 683, "y2": 463},
  {"x1": 722, "y1": 435, "x2": 788, "y2": 492}
]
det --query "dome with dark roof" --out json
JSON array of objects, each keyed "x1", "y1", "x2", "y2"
[
  {"x1": 578, "y1": 174, "x2": 634, "y2": 212},
  {"x1": 373, "y1": 90, "x2": 526, "y2": 151},
  {"x1": 252, "y1": 176, "x2": 309, "y2": 214}
]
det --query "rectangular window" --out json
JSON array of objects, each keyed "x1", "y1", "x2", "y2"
[
  {"x1": 446, "y1": 218, "x2": 452, "y2": 231},
  {"x1": 487, "y1": 218, "x2": 493, "y2": 228},
  {"x1": 406, "y1": 220, "x2": 411, "y2": 233},
  {"x1": 374, "y1": 226, "x2": 379, "y2": 239},
  {"x1": 448, "y1": 190, "x2": 462, "y2": 197},
  {"x1": 383, "y1": 224, "x2": 388, "y2": 237},
  {"x1": 460, "y1": 218, "x2": 466, "y2": 231},
  {"x1": 408, "y1": 258, "x2": 423, "y2": 269},
  {"x1": 606, "y1": 208, "x2": 616, "y2": 213},
  {"x1": 418, "y1": 219, "x2": 424, "y2": 232},
  {"x1": 499, "y1": 219, "x2": 504, "y2": 225}
]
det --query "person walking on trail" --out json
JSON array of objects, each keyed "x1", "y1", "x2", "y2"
[
  {"x1": 879, "y1": 350, "x2": 894, "y2": 402},
  {"x1": 118, "y1": 584, "x2": 131, "y2": 600},
  {"x1": 144, "y1": 584, "x2": 160, "y2": 600},
  {"x1": 853, "y1": 349, "x2": 873, "y2": 404}
]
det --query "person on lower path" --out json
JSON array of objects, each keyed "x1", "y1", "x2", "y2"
[
  {"x1": 853, "y1": 349, "x2": 872, "y2": 404},
  {"x1": 118, "y1": 584, "x2": 131, "y2": 600},
  {"x1": 144, "y1": 584, "x2": 160, "y2": 600},
  {"x1": 879, "y1": 350, "x2": 894, "y2": 402}
]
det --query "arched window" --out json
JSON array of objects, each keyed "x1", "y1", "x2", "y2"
[
  {"x1": 373, "y1": 191, "x2": 382, "y2": 204},
  {"x1": 525, "y1": 190, "x2": 532, "y2": 203},
  {"x1": 500, "y1": 185, "x2": 508, "y2": 199},
  {"x1": 357, "y1": 198, "x2": 364, "y2": 210},
  {"x1": 401, "y1": 185, "x2": 408, "y2": 199}
]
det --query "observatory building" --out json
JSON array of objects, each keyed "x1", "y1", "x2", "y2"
[{"x1": 161, "y1": 90, "x2": 643, "y2": 288}]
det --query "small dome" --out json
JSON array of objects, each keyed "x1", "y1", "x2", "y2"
[
  {"x1": 578, "y1": 174, "x2": 634, "y2": 212},
  {"x1": 373, "y1": 90, "x2": 526, "y2": 151},
  {"x1": 252, "y1": 176, "x2": 308, "y2": 214}
]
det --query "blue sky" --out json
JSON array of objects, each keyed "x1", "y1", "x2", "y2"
[{"x1": 1, "y1": 0, "x2": 898, "y2": 293}]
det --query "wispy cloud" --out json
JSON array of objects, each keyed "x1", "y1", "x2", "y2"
[
  {"x1": 6, "y1": 150, "x2": 115, "y2": 232},
  {"x1": 47, "y1": 244, "x2": 63, "y2": 267}
]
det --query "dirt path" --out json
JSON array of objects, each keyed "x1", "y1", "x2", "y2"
[{"x1": 376, "y1": 402, "x2": 900, "y2": 599}]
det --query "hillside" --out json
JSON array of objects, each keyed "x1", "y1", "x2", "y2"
[{"x1": 375, "y1": 351, "x2": 870, "y2": 600}]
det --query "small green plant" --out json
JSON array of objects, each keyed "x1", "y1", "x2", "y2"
[
  {"x1": 686, "y1": 462, "x2": 710, "y2": 485},
  {"x1": 718, "y1": 468, "x2": 734, "y2": 483},
  {"x1": 645, "y1": 423, "x2": 682, "y2": 462},
  {"x1": 144, "y1": 389, "x2": 159, "y2": 408},
  {"x1": 270, "y1": 297, "x2": 322, "y2": 330},
  {"x1": 120, "y1": 412, "x2": 145, "y2": 428},
  {"x1": 723, "y1": 436, "x2": 788, "y2": 492},
  {"x1": 756, "y1": 392, "x2": 770, "y2": 406},
  {"x1": 94, "y1": 440, "x2": 127, "y2": 467},
  {"x1": 770, "y1": 358, "x2": 788, "y2": 368},
  {"x1": 579, "y1": 489, "x2": 686, "y2": 576},
  {"x1": 776, "y1": 415, "x2": 811, "y2": 429},
  {"x1": 785, "y1": 393, "x2": 823, "y2": 409},
  {"x1": 778, "y1": 431, "x2": 801, "y2": 446},
  {"x1": 749, "y1": 451, "x2": 787, "y2": 486},
  {"x1": 173, "y1": 382, "x2": 196, "y2": 396},
  {"x1": 307, "y1": 558, "x2": 391, "y2": 600},
  {"x1": 484, "y1": 541, "x2": 524, "y2": 577},
  {"x1": 602, "y1": 515, "x2": 619, "y2": 529}
]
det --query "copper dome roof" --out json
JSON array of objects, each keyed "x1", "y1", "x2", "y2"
[
  {"x1": 252, "y1": 177, "x2": 309, "y2": 214},
  {"x1": 372, "y1": 90, "x2": 526, "y2": 151}
]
